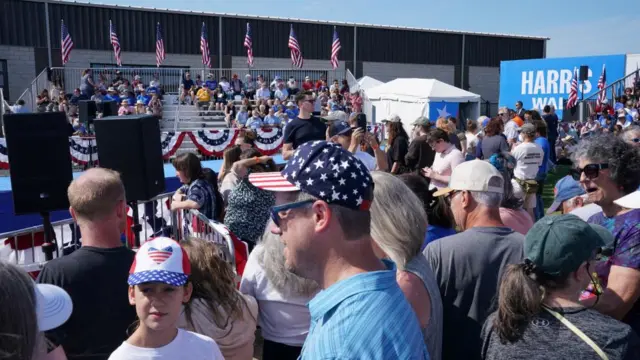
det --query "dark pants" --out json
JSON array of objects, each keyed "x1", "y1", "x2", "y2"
[
  {"x1": 144, "y1": 200, "x2": 167, "y2": 235},
  {"x1": 263, "y1": 339, "x2": 302, "y2": 360},
  {"x1": 535, "y1": 173, "x2": 547, "y2": 221},
  {"x1": 548, "y1": 136, "x2": 558, "y2": 164}
]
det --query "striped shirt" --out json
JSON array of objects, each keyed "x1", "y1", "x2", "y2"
[{"x1": 301, "y1": 260, "x2": 430, "y2": 360}]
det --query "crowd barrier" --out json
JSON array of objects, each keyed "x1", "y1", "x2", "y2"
[{"x1": 581, "y1": 70, "x2": 640, "y2": 118}]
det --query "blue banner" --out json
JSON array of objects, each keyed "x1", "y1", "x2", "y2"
[
  {"x1": 499, "y1": 54, "x2": 626, "y2": 118},
  {"x1": 429, "y1": 101, "x2": 459, "y2": 122}
]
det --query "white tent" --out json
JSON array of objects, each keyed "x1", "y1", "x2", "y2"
[
  {"x1": 356, "y1": 76, "x2": 383, "y2": 92},
  {"x1": 364, "y1": 78, "x2": 481, "y2": 134}
]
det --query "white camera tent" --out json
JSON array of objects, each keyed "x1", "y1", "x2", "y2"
[
  {"x1": 364, "y1": 78, "x2": 481, "y2": 134},
  {"x1": 356, "y1": 76, "x2": 383, "y2": 92}
]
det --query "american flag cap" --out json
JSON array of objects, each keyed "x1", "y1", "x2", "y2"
[
  {"x1": 248, "y1": 141, "x2": 374, "y2": 211},
  {"x1": 128, "y1": 237, "x2": 191, "y2": 287}
]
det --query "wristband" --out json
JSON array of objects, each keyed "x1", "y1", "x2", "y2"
[
  {"x1": 254, "y1": 156, "x2": 260, "y2": 163},
  {"x1": 371, "y1": 144, "x2": 379, "y2": 150}
]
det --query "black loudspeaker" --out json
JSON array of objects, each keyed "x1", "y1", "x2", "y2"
[
  {"x1": 79, "y1": 100, "x2": 97, "y2": 124},
  {"x1": 579, "y1": 65, "x2": 589, "y2": 81},
  {"x1": 4, "y1": 112, "x2": 73, "y2": 214},
  {"x1": 101, "y1": 101, "x2": 118, "y2": 117},
  {"x1": 94, "y1": 115, "x2": 165, "y2": 201}
]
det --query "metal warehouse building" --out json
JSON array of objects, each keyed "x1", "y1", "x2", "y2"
[{"x1": 0, "y1": 0, "x2": 548, "y2": 104}]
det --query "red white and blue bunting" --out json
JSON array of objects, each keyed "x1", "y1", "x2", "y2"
[{"x1": 0, "y1": 125, "x2": 381, "y2": 169}]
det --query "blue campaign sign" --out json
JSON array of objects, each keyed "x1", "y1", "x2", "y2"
[
  {"x1": 429, "y1": 101, "x2": 459, "y2": 122},
  {"x1": 499, "y1": 54, "x2": 626, "y2": 118}
]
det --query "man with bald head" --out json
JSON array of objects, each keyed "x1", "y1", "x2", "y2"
[{"x1": 37, "y1": 168, "x2": 136, "y2": 360}]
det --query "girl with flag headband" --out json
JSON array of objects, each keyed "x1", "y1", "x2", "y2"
[{"x1": 108, "y1": 237, "x2": 224, "y2": 359}]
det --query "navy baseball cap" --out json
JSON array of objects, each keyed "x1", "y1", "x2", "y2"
[
  {"x1": 328, "y1": 121, "x2": 353, "y2": 137},
  {"x1": 248, "y1": 141, "x2": 374, "y2": 211},
  {"x1": 546, "y1": 175, "x2": 586, "y2": 214}
]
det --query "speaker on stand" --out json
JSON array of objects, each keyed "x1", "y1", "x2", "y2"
[
  {"x1": 94, "y1": 114, "x2": 166, "y2": 248},
  {"x1": 3, "y1": 112, "x2": 74, "y2": 260}
]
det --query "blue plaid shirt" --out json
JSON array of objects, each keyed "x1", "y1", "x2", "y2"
[
  {"x1": 181, "y1": 178, "x2": 215, "y2": 220},
  {"x1": 301, "y1": 260, "x2": 430, "y2": 360}
]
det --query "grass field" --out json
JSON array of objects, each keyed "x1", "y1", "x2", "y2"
[{"x1": 542, "y1": 164, "x2": 571, "y2": 211}]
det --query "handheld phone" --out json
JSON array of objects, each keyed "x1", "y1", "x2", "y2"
[{"x1": 356, "y1": 113, "x2": 367, "y2": 132}]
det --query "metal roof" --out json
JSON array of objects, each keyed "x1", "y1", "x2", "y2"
[{"x1": 42, "y1": 0, "x2": 550, "y2": 41}]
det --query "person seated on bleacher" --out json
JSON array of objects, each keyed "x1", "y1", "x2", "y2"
[
  {"x1": 196, "y1": 84, "x2": 212, "y2": 114},
  {"x1": 256, "y1": 82, "x2": 271, "y2": 101},
  {"x1": 134, "y1": 99, "x2": 146, "y2": 115},
  {"x1": 230, "y1": 74, "x2": 243, "y2": 97},
  {"x1": 116, "y1": 79, "x2": 132, "y2": 97},
  {"x1": 257, "y1": 103, "x2": 268, "y2": 118},
  {"x1": 219, "y1": 76, "x2": 231, "y2": 95},
  {"x1": 241, "y1": 97, "x2": 254, "y2": 112},
  {"x1": 274, "y1": 82, "x2": 289, "y2": 101},
  {"x1": 285, "y1": 101, "x2": 298, "y2": 119},
  {"x1": 148, "y1": 93, "x2": 162, "y2": 117},
  {"x1": 280, "y1": 113, "x2": 290, "y2": 125},
  {"x1": 136, "y1": 88, "x2": 151, "y2": 106},
  {"x1": 90, "y1": 88, "x2": 104, "y2": 103},
  {"x1": 287, "y1": 76, "x2": 299, "y2": 96},
  {"x1": 204, "y1": 73, "x2": 217, "y2": 90},
  {"x1": 180, "y1": 72, "x2": 195, "y2": 105},
  {"x1": 213, "y1": 84, "x2": 227, "y2": 111},
  {"x1": 224, "y1": 102, "x2": 237, "y2": 128},
  {"x1": 247, "y1": 110, "x2": 264, "y2": 131},
  {"x1": 271, "y1": 98, "x2": 283, "y2": 113},
  {"x1": 302, "y1": 75, "x2": 314, "y2": 91},
  {"x1": 104, "y1": 87, "x2": 120, "y2": 102},
  {"x1": 264, "y1": 107, "x2": 281, "y2": 127},
  {"x1": 179, "y1": 238, "x2": 259, "y2": 360},
  {"x1": 118, "y1": 99, "x2": 134, "y2": 116},
  {"x1": 244, "y1": 74, "x2": 256, "y2": 99},
  {"x1": 235, "y1": 106, "x2": 249, "y2": 128}
]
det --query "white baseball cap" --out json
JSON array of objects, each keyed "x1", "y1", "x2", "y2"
[
  {"x1": 433, "y1": 159, "x2": 504, "y2": 197},
  {"x1": 381, "y1": 114, "x2": 401, "y2": 123},
  {"x1": 614, "y1": 191, "x2": 640, "y2": 209},
  {"x1": 128, "y1": 237, "x2": 191, "y2": 287},
  {"x1": 36, "y1": 283, "x2": 73, "y2": 331}
]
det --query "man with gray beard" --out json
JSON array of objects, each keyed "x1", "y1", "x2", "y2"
[{"x1": 240, "y1": 226, "x2": 320, "y2": 360}]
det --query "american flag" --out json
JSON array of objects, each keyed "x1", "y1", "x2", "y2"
[
  {"x1": 330, "y1": 27, "x2": 341, "y2": 69},
  {"x1": 597, "y1": 64, "x2": 607, "y2": 106},
  {"x1": 109, "y1": 20, "x2": 122, "y2": 66},
  {"x1": 288, "y1": 25, "x2": 303, "y2": 68},
  {"x1": 244, "y1": 22, "x2": 254, "y2": 67},
  {"x1": 156, "y1": 22, "x2": 166, "y2": 67},
  {"x1": 147, "y1": 246, "x2": 173, "y2": 264},
  {"x1": 60, "y1": 20, "x2": 73, "y2": 65},
  {"x1": 566, "y1": 67, "x2": 578, "y2": 109},
  {"x1": 200, "y1": 22, "x2": 211, "y2": 68}
]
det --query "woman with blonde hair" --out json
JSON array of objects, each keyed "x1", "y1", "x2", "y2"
[
  {"x1": 179, "y1": 239, "x2": 258, "y2": 360},
  {"x1": 369, "y1": 172, "x2": 444, "y2": 360}
]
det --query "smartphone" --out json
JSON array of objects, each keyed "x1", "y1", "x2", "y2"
[{"x1": 356, "y1": 113, "x2": 367, "y2": 132}]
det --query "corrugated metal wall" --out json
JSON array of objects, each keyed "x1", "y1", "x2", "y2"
[
  {"x1": 0, "y1": 0, "x2": 47, "y2": 47},
  {"x1": 0, "y1": 0, "x2": 545, "y2": 67},
  {"x1": 47, "y1": 2, "x2": 219, "y2": 55}
]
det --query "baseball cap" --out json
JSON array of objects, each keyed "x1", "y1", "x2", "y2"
[
  {"x1": 614, "y1": 190, "x2": 640, "y2": 209},
  {"x1": 518, "y1": 123, "x2": 536, "y2": 136},
  {"x1": 525, "y1": 214, "x2": 612, "y2": 276},
  {"x1": 128, "y1": 237, "x2": 191, "y2": 287},
  {"x1": 478, "y1": 115, "x2": 490, "y2": 128},
  {"x1": 546, "y1": 175, "x2": 586, "y2": 214},
  {"x1": 382, "y1": 114, "x2": 401, "y2": 123},
  {"x1": 286, "y1": 101, "x2": 295, "y2": 107},
  {"x1": 249, "y1": 141, "x2": 374, "y2": 211},
  {"x1": 328, "y1": 121, "x2": 353, "y2": 137},
  {"x1": 35, "y1": 283, "x2": 73, "y2": 331},
  {"x1": 433, "y1": 159, "x2": 504, "y2": 197},
  {"x1": 412, "y1": 116, "x2": 430, "y2": 126},
  {"x1": 322, "y1": 111, "x2": 347, "y2": 122}
]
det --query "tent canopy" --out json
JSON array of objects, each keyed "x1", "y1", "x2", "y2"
[
  {"x1": 365, "y1": 78, "x2": 481, "y2": 103},
  {"x1": 356, "y1": 76, "x2": 383, "y2": 92}
]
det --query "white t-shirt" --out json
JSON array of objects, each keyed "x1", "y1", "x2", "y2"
[
  {"x1": 465, "y1": 132, "x2": 479, "y2": 153},
  {"x1": 511, "y1": 142, "x2": 543, "y2": 180},
  {"x1": 569, "y1": 203, "x2": 603, "y2": 221},
  {"x1": 239, "y1": 245, "x2": 315, "y2": 346},
  {"x1": 108, "y1": 329, "x2": 223, "y2": 360},
  {"x1": 429, "y1": 144, "x2": 465, "y2": 189},
  {"x1": 355, "y1": 150, "x2": 376, "y2": 171}
]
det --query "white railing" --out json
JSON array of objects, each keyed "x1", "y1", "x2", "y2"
[{"x1": 16, "y1": 68, "x2": 50, "y2": 112}]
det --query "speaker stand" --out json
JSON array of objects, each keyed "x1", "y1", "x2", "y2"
[
  {"x1": 128, "y1": 201, "x2": 142, "y2": 249},
  {"x1": 40, "y1": 211, "x2": 59, "y2": 261}
]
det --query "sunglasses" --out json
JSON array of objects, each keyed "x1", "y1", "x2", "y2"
[
  {"x1": 570, "y1": 163, "x2": 609, "y2": 181},
  {"x1": 631, "y1": 138, "x2": 640, "y2": 143},
  {"x1": 270, "y1": 200, "x2": 315, "y2": 227}
]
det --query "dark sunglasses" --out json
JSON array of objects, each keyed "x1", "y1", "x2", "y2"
[
  {"x1": 631, "y1": 138, "x2": 640, "y2": 143},
  {"x1": 570, "y1": 163, "x2": 609, "y2": 181},
  {"x1": 270, "y1": 200, "x2": 315, "y2": 227}
]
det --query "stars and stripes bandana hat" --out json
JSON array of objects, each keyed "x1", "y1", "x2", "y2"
[
  {"x1": 249, "y1": 141, "x2": 374, "y2": 211},
  {"x1": 128, "y1": 237, "x2": 191, "y2": 287}
]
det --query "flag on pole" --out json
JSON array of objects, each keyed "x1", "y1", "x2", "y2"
[
  {"x1": 330, "y1": 26, "x2": 341, "y2": 69},
  {"x1": 288, "y1": 25, "x2": 303, "y2": 68},
  {"x1": 156, "y1": 22, "x2": 166, "y2": 67},
  {"x1": 61, "y1": 20, "x2": 74, "y2": 65},
  {"x1": 566, "y1": 67, "x2": 578, "y2": 109},
  {"x1": 200, "y1": 22, "x2": 211, "y2": 68},
  {"x1": 597, "y1": 64, "x2": 607, "y2": 106},
  {"x1": 109, "y1": 20, "x2": 122, "y2": 66},
  {"x1": 244, "y1": 22, "x2": 254, "y2": 67}
]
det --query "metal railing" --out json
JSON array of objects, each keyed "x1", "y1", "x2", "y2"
[
  {"x1": 580, "y1": 70, "x2": 640, "y2": 117},
  {"x1": 16, "y1": 68, "x2": 50, "y2": 112}
]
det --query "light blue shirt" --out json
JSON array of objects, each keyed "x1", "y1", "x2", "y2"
[
  {"x1": 235, "y1": 111, "x2": 248, "y2": 126},
  {"x1": 247, "y1": 117, "x2": 263, "y2": 130},
  {"x1": 301, "y1": 260, "x2": 429, "y2": 360},
  {"x1": 263, "y1": 114, "x2": 281, "y2": 126}
]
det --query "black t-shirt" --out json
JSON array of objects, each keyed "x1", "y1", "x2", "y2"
[
  {"x1": 542, "y1": 113, "x2": 559, "y2": 139},
  {"x1": 283, "y1": 116, "x2": 327, "y2": 149},
  {"x1": 182, "y1": 79, "x2": 195, "y2": 91},
  {"x1": 37, "y1": 246, "x2": 136, "y2": 360},
  {"x1": 405, "y1": 134, "x2": 435, "y2": 170},
  {"x1": 387, "y1": 134, "x2": 410, "y2": 173}
]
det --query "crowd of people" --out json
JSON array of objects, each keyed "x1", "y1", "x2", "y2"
[{"x1": 4, "y1": 75, "x2": 640, "y2": 360}]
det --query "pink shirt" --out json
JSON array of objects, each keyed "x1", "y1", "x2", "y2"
[
  {"x1": 499, "y1": 207, "x2": 534, "y2": 235},
  {"x1": 430, "y1": 144, "x2": 464, "y2": 189}
]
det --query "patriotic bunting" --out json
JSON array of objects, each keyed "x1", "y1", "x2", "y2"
[
  {"x1": 0, "y1": 138, "x2": 8, "y2": 169},
  {"x1": 160, "y1": 132, "x2": 187, "y2": 159},
  {"x1": 253, "y1": 127, "x2": 284, "y2": 155},
  {"x1": 188, "y1": 130, "x2": 239, "y2": 157},
  {"x1": 69, "y1": 137, "x2": 99, "y2": 165}
]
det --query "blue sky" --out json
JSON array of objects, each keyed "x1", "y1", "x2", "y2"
[{"x1": 81, "y1": 0, "x2": 640, "y2": 58}]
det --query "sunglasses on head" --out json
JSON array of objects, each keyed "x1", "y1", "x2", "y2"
[{"x1": 570, "y1": 163, "x2": 609, "y2": 181}]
